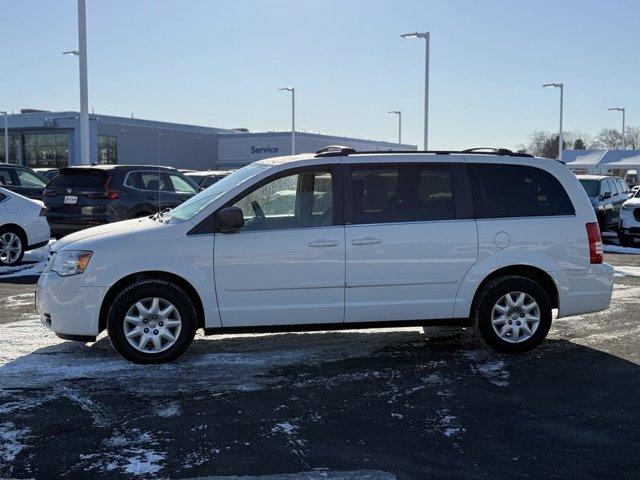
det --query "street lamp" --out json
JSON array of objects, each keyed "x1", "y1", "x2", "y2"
[
  {"x1": 0, "y1": 111, "x2": 8, "y2": 164},
  {"x1": 278, "y1": 87, "x2": 295, "y2": 155},
  {"x1": 608, "y1": 107, "x2": 626, "y2": 150},
  {"x1": 388, "y1": 111, "x2": 402, "y2": 148},
  {"x1": 401, "y1": 31, "x2": 429, "y2": 150},
  {"x1": 63, "y1": 0, "x2": 90, "y2": 165},
  {"x1": 543, "y1": 83, "x2": 564, "y2": 161}
]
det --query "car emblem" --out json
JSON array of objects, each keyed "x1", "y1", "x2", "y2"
[{"x1": 67, "y1": 188, "x2": 72, "y2": 194}]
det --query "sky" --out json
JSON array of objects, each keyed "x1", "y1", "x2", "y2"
[{"x1": 2, "y1": 0, "x2": 639, "y2": 150}]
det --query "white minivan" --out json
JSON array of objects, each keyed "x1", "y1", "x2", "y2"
[{"x1": 36, "y1": 148, "x2": 614, "y2": 363}]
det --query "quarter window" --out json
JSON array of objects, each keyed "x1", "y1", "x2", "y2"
[
  {"x1": 231, "y1": 170, "x2": 334, "y2": 232},
  {"x1": 348, "y1": 165, "x2": 455, "y2": 224},
  {"x1": 0, "y1": 168, "x2": 16, "y2": 186},
  {"x1": 469, "y1": 164, "x2": 575, "y2": 218}
]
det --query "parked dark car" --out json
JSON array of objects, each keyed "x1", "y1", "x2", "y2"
[
  {"x1": 185, "y1": 170, "x2": 234, "y2": 189},
  {"x1": 43, "y1": 165, "x2": 200, "y2": 238},
  {"x1": 0, "y1": 164, "x2": 48, "y2": 199},
  {"x1": 577, "y1": 174, "x2": 629, "y2": 231},
  {"x1": 34, "y1": 168, "x2": 60, "y2": 181}
]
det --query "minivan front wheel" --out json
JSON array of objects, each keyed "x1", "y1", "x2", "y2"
[
  {"x1": 107, "y1": 280, "x2": 197, "y2": 363},
  {"x1": 474, "y1": 276, "x2": 552, "y2": 353}
]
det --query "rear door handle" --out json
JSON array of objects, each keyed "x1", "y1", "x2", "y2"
[
  {"x1": 308, "y1": 240, "x2": 340, "y2": 248},
  {"x1": 351, "y1": 238, "x2": 382, "y2": 245}
]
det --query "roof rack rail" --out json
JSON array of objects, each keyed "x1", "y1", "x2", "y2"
[
  {"x1": 314, "y1": 147, "x2": 533, "y2": 158},
  {"x1": 315, "y1": 145, "x2": 358, "y2": 156}
]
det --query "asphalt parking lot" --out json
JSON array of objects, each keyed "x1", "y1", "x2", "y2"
[{"x1": 0, "y1": 250, "x2": 639, "y2": 479}]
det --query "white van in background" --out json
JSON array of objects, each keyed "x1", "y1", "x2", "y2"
[{"x1": 36, "y1": 147, "x2": 614, "y2": 363}]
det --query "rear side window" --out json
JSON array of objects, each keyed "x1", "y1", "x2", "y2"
[
  {"x1": 16, "y1": 169, "x2": 46, "y2": 187},
  {"x1": 50, "y1": 169, "x2": 107, "y2": 188},
  {"x1": 469, "y1": 164, "x2": 575, "y2": 218},
  {"x1": 579, "y1": 179, "x2": 600, "y2": 197},
  {"x1": 125, "y1": 172, "x2": 169, "y2": 191},
  {"x1": 348, "y1": 164, "x2": 456, "y2": 224}
]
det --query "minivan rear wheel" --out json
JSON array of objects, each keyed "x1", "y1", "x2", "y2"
[
  {"x1": 107, "y1": 279, "x2": 197, "y2": 363},
  {"x1": 474, "y1": 275, "x2": 552, "y2": 353}
]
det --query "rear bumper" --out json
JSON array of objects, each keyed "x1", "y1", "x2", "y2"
[{"x1": 556, "y1": 263, "x2": 614, "y2": 318}]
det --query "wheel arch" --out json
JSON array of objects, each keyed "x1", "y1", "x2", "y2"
[
  {"x1": 469, "y1": 265, "x2": 559, "y2": 316},
  {"x1": 0, "y1": 223, "x2": 28, "y2": 244},
  {"x1": 98, "y1": 271, "x2": 205, "y2": 333}
]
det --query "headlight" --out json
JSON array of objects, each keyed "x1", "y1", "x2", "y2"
[
  {"x1": 622, "y1": 205, "x2": 634, "y2": 212},
  {"x1": 50, "y1": 250, "x2": 93, "y2": 276}
]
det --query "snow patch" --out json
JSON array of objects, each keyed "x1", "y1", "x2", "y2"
[
  {"x1": 155, "y1": 401, "x2": 181, "y2": 418},
  {"x1": 0, "y1": 422, "x2": 30, "y2": 463},
  {"x1": 83, "y1": 429, "x2": 165, "y2": 476},
  {"x1": 271, "y1": 421, "x2": 298, "y2": 436},
  {"x1": 604, "y1": 244, "x2": 640, "y2": 255},
  {"x1": 613, "y1": 265, "x2": 640, "y2": 277},
  {"x1": 473, "y1": 360, "x2": 510, "y2": 387}
]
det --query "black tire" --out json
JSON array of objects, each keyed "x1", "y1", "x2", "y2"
[
  {"x1": 0, "y1": 226, "x2": 26, "y2": 266},
  {"x1": 474, "y1": 275, "x2": 552, "y2": 354},
  {"x1": 618, "y1": 232, "x2": 635, "y2": 247},
  {"x1": 107, "y1": 279, "x2": 198, "y2": 363}
]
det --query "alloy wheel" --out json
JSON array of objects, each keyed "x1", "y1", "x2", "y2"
[
  {"x1": 491, "y1": 291, "x2": 540, "y2": 343},
  {"x1": 0, "y1": 232, "x2": 22, "y2": 265},
  {"x1": 123, "y1": 297, "x2": 182, "y2": 353}
]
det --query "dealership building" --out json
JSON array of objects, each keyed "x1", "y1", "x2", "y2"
[{"x1": 0, "y1": 110, "x2": 416, "y2": 170}]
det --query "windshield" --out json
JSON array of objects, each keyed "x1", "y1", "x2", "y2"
[
  {"x1": 168, "y1": 163, "x2": 268, "y2": 222},
  {"x1": 579, "y1": 179, "x2": 600, "y2": 197}
]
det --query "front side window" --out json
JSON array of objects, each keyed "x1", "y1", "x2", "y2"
[
  {"x1": 348, "y1": 165, "x2": 455, "y2": 225},
  {"x1": 470, "y1": 164, "x2": 575, "y2": 218},
  {"x1": 231, "y1": 170, "x2": 334, "y2": 232},
  {"x1": 16, "y1": 169, "x2": 46, "y2": 188},
  {"x1": 169, "y1": 173, "x2": 197, "y2": 194}
]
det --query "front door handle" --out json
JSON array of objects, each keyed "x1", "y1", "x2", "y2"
[
  {"x1": 308, "y1": 240, "x2": 340, "y2": 247},
  {"x1": 351, "y1": 238, "x2": 382, "y2": 245}
]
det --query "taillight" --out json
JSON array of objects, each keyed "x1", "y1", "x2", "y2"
[
  {"x1": 586, "y1": 222, "x2": 603, "y2": 264},
  {"x1": 87, "y1": 176, "x2": 119, "y2": 200}
]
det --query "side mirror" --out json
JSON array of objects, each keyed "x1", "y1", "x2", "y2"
[
  {"x1": 601, "y1": 191, "x2": 612, "y2": 200},
  {"x1": 215, "y1": 206, "x2": 244, "y2": 233}
]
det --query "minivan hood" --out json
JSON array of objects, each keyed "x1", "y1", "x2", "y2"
[
  {"x1": 623, "y1": 197, "x2": 640, "y2": 208},
  {"x1": 54, "y1": 217, "x2": 159, "y2": 250}
]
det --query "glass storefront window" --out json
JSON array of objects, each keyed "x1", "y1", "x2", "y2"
[
  {"x1": 0, "y1": 134, "x2": 19, "y2": 164},
  {"x1": 97, "y1": 135, "x2": 117, "y2": 164},
  {"x1": 23, "y1": 132, "x2": 69, "y2": 168}
]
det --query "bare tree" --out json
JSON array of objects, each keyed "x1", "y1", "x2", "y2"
[
  {"x1": 625, "y1": 126, "x2": 640, "y2": 149},
  {"x1": 592, "y1": 128, "x2": 622, "y2": 149}
]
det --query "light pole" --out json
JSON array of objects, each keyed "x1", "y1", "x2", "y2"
[
  {"x1": 0, "y1": 111, "x2": 8, "y2": 164},
  {"x1": 278, "y1": 87, "x2": 295, "y2": 154},
  {"x1": 63, "y1": 0, "x2": 90, "y2": 165},
  {"x1": 608, "y1": 107, "x2": 626, "y2": 150},
  {"x1": 388, "y1": 111, "x2": 402, "y2": 148},
  {"x1": 401, "y1": 31, "x2": 429, "y2": 150},
  {"x1": 543, "y1": 83, "x2": 564, "y2": 161}
]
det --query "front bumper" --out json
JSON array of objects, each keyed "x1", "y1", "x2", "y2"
[
  {"x1": 36, "y1": 271, "x2": 108, "y2": 338},
  {"x1": 619, "y1": 209, "x2": 640, "y2": 236},
  {"x1": 556, "y1": 263, "x2": 614, "y2": 318}
]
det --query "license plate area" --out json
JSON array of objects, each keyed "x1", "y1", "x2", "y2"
[{"x1": 64, "y1": 195, "x2": 78, "y2": 205}]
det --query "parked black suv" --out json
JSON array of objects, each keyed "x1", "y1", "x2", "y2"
[
  {"x1": 43, "y1": 165, "x2": 200, "y2": 237},
  {"x1": 577, "y1": 174, "x2": 630, "y2": 231},
  {"x1": 0, "y1": 164, "x2": 48, "y2": 199},
  {"x1": 185, "y1": 170, "x2": 234, "y2": 189}
]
